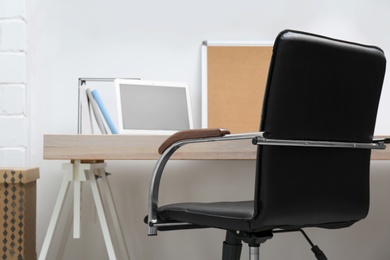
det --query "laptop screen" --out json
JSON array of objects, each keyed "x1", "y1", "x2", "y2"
[{"x1": 115, "y1": 79, "x2": 193, "y2": 135}]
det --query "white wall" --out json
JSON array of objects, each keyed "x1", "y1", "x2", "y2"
[{"x1": 25, "y1": 0, "x2": 390, "y2": 259}]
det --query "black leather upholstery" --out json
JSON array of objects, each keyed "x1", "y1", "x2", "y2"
[
  {"x1": 261, "y1": 30, "x2": 385, "y2": 143},
  {"x1": 158, "y1": 201, "x2": 254, "y2": 231},
  {"x1": 252, "y1": 30, "x2": 386, "y2": 231},
  {"x1": 150, "y1": 30, "x2": 386, "y2": 254}
]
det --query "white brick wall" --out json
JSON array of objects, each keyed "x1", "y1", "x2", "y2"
[
  {"x1": 0, "y1": 20, "x2": 27, "y2": 50},
  {"x1": 0, "y1": 0, "x2": 28, "y2": 167},
  {"x1": 0, "y1": 53, "x2": 26, "y2": 82},
  {"x1": 0, "y1": 84, "x2": 25, "y2": 114},
  {"x1": 0, "y1": 0, "x2": 26, "y2": 18}
]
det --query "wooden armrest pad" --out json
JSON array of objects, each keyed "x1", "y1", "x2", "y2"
[{"x1": 158, "y1": 128, "x2": 231, "y2": 154}]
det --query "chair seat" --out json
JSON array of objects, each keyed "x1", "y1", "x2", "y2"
[{"x1": 157, "y1": 201, "x2": 255, "y2": 231}]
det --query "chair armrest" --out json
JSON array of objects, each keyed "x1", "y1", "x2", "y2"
[
  {"x1": 252, "y1": 136, "x2": 387, "y2": 150},
  {"x1": 158, "y1": 128, "x2": 231, "y2": 154},
  {"x1": 148, "y1": 129, "x2": 263, "y2": 235}
]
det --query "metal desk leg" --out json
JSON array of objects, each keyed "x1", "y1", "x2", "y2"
[
  {"x1": 39, "y1": 161, "x2": 128, "y2": 260},
  {"x1": 86, "y1": 168, "x2": 117, "y2": 259},
  {"x1": 56, "y1": 203, "x2": 73, "y2": 260},
  {"x1": 39, "y1": 169, "x2": 72, "y2": 260},
  {"x1": 98, "y1": 168, "x2": 130, "y2": 259},
  {"x1": 72, "y1": 161, "x2": 89, "y2": 239}
]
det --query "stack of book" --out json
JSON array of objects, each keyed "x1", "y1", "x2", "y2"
[{"x1": 86, "y1": 89, "x2": 118, "y2": 134}]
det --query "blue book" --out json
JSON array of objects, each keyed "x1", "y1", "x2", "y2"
[
  {"x1": 86, "y1": 89, "x2": 108, "y2": 134},
  {"x1": 91, "y1": 89, "x2": 118, "y2": 134}
]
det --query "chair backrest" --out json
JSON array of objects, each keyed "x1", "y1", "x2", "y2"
[{"x1": 253, "y1": 30, "x2": 386, "y2": 230}]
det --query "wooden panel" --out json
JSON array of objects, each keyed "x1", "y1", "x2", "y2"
[
  {"x1": 372, "y1": 149, "x2": 390, "y2": 160},
  {"x1": 43, "y1": 134, "x2": 390, "y2": 161},
  {"x1": 207, "y1": 45, "x2": 273, "y2": 133},
  {"x1": 43, "y1": 135, "x2": 256, "y2": 160},
  {"x1": 44, "y1": 135, "x2": 162, "y2": 160}
]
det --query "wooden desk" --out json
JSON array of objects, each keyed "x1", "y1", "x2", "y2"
[{"x1": 44, "y1": 134, "x2": 390, "y2": 161}]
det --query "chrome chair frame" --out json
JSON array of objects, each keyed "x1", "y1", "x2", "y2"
[{"x1": 147, "y1": 131, "x2": 386, "y2": 236}]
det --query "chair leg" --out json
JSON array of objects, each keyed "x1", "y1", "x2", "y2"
[
  {"x1": 249, "y1": 245, "x2": 260, "y2": 260},
  {"x1": 222, "y1": 231, "x2": 242, "y2": 260}
]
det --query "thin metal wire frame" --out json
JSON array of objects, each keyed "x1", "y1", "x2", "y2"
[
  {"x1": 77, "y1": 78, "x2": 120, "y2": 134},
  {"x1": 77, "y1": 77, "x2": 139, "y2": 134}
]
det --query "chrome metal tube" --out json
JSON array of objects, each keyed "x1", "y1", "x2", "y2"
[
  {"x1": 147, "y1": 132, "x2": 263, "y2": 235},
  {"x1": 249, "y1": 246, "x2": 260, "y2": 260},
  {"x1": 254, "y1": 136, "x2": 386, "y2": 150}
]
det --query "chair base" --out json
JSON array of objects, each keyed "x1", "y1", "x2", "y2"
[
  {"x1": 222, "y1": 230, "x2": 273, "y2": 260},
  {"x1": 222, "y1": 229, "x2": 328, "y2": 260},
  {"x1": 222, "y1": 232, "x2": 242, "y2": 260}
]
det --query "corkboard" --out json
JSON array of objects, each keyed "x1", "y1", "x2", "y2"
[{"x1": 203, "y1": 44, "x2": 273, "y2": 133}]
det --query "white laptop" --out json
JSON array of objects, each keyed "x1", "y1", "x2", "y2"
[{"x1": 114, "y1": 79, "x2": 193, "y2": 135}]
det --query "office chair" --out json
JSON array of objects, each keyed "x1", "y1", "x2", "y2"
[{"x1": 146, "y1": 30, "x2": 387, "y2": 260}]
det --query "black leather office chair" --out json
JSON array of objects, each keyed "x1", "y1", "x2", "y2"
[{"x1": 146, "y1": 30, "x2": 387, "y2": 260}]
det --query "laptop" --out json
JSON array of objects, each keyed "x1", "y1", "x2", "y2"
[{"x1": 114, "y1": 79, "x2": 193, "y2": 135}]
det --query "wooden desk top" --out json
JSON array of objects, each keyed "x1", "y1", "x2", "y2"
[{"x1": 44, "y1": 134, "x2": 390, "y2": 161}]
